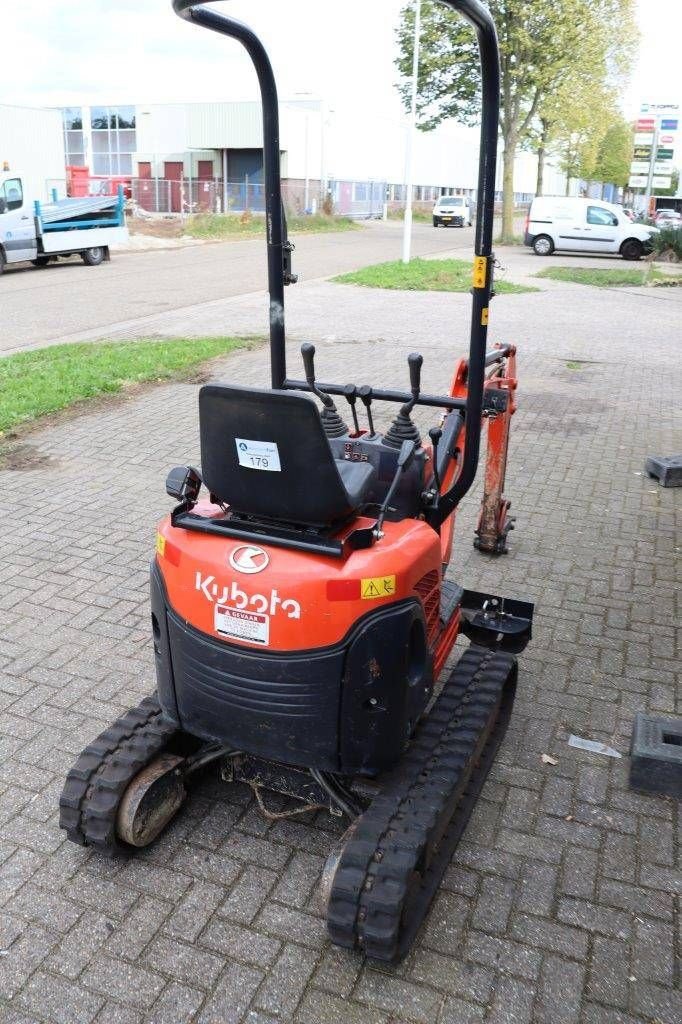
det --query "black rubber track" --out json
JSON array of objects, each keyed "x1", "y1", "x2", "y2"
[
  {"x1": 59, "y1": 694, "x2": 178, "y2": 856},
  {"x1": 327, "y1": 645, "x2": 517, "y2": 962}
]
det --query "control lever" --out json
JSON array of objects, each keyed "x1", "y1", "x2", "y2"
[
  {"x1": 343, "y1": 384, "x2": 360, "y2": 435},
  {"x1": 300, "y1": 343, "x2": 348, "y2": 437},
  {"x1": 358, "y1": 385, "x2": 376, "y2": 438},
  {"x1": 384, "y1": 351, "x2": 423, "y2": 449},
  {"x1": 301, "y1": 342, "x2": 333, "y2": 407},
  {"x1": 428, "y1": 427, "x2": 442, "y2": 494},
  {"x1": 374, "y1": 439, "x2": 417, "y2": 538}
]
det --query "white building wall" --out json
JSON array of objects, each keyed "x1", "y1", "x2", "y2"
[{"x1": 0, "y1": 104, "x2": 66, "y2": 200}]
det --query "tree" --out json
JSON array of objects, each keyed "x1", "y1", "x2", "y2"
[
  {"x1": 593, "y1": 118, "x2": 634, "y2": 193},
  {"x1": 396, "y1": 0, "x2": 637, "y2": 240}
]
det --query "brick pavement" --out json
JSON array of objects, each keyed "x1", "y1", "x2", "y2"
[{"x1": 0, "y1": 269, "x2": 680, "y2": 1024}]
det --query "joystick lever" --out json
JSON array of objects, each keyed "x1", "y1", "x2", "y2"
[
  {"x1": 343, "y1": 384, "x2": 361, "y2": 435},
  {"x1": 428, "y1": 426, "x2": 442, "y2": 495},
  {"x1": 300, "y1": 343, "x2": 348, "y2": 437},
  {"x1": 301, "y1": 342, "x2": 333, "y2": 408},
  {"x1": 358, "y1": 385, "x2": 376, "y2": 438},
  {"x1": 383, "y1": 352, "x2": 423, "y2": 450}
]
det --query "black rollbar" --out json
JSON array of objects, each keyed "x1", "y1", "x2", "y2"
[
  {"x1": 172, "y1": 0, "x2": 288, "y2": 389},
  {"x1": 435, "y1": 0, "x2": 500, "y2": 525}
]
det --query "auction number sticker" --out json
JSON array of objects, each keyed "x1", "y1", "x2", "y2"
[
  {"x1": 215, "y1": 605, "x2": 270, "y2": 645},
  {"x1": 235, "y1": 438, "x2": 281, "y2": 472}
]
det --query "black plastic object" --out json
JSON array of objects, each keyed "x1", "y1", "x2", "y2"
[
  {"x1": 629, "y1": 713, "x2": 682, "y2": 800},
  {"x1": 165, "y1": 465, "x2": 202, "y2": 505},
  {"x1": 459, "y1": 589, "x2": 533, "y2": 653},
  {"x1": 199, "y1": 384, "x2": 373, "y2": 526},
  {"x1": 300, "y1": 343, "x2": 348, "y2": 437},
  {"x1": 343, "y1": 384, "x2": 361, "y2": 434},
  {"x1": 151, "y1": 562, "x2": 430, "y2": 775},
  {"x1": 358, "y1": 385, "x2": 376, "y2": 437},
  {"x1": 384, "y1": 353, "x2": 423, "y2": 450},
  {"x1": 645, "y1": 455, "x2": 682, "y2": 488}
]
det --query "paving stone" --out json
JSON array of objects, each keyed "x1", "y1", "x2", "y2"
[
  {"x1": 254, "y1": 942, "x2": 319, "y2": 1017},
  {"x1": 80, "y1": 957, "x2": 166, "y2": 1009},
  {"x1": 631, "y1": 981, "x2": 682, "y2": 1022},
  {"x1": 486, "y1": 975, "x2": 535, "y2": 1024},
  {"x1": 354, "y1": 968, "x2": 442, "y2": 1024},
  {"x1": 510, "y1": 914, "x2": 589, "y2": 961},
  {"x1": 439, "y1": 997, "x2": 485, "y2": 1024},
  {"x1": 557, "y1": 897, "x2": 630, "y2": 939},
  {"x1": 311, "y1": 945, "x2": 362, "y2": 998},
  {"x1": 197, "y1": 961, "x2": 263, "y2": 1024},
  {"x1": 199, "y1": 917, "x2": 281, "y2": 966},
  {"x1": 296, "y1": 989, "x2": 391, "y2": 1024},
  {"x1": 463, "y1": 931, "x2": 542, "y2": 982},
  {"x1": 409, "y1": 951, "x2": 493, "y2": 1002},
  {"x1": 632, "y1": 916, "x2": 675, "y2": 986},
  {"x1": 536, "y1": 955, "x2": 585, "y2": 1024},
  {"x1": 587, "y1": 936, "x2": 629, "y2": 1010},
  {"x1": 256, "y1": 903, "x2": 327, "y2": 950},
  {"x1": 146, "y1": 982, "x2": 204, "y2": 1024},
  {"x1": 271, "y1": 851, "x2": 324, "y2": 909},
  {"x1": 559, "y1": 846, "x2": 598, "y2": 899},
  {"x1": 165, "y1": 880, "x2": 224, "y2": 943},
  {"x1": 103, "y1": 896, "x2": 170, "y2": 962},
  {"x1": 93, "y1": 1003, "x2": 142, "y2": 1024},
  {"x1": 515, "y1": 860, "x2": 557, "y2": 916},
  {"x1": 0, "y1": 924, "x2": 57, "y2": 999},
  {"x1": 217, "y1": 866, "x2": 278, "y2": 924},
  {"x1": 18, "y1": 970, "x2": 104, "y2": 1024},
  {"x1": 144, "y1": 934, "x2": 224, "y2": 988},
  {"x1": 170, "y1": 847, "x2": 242, "y2": 889},
  {"x1": 46, "y1": 910, "x2": 114, "y2": 979}
]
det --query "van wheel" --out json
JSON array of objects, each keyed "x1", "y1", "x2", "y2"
[
  {"x1": 621, "y1": 239, "x2": 643, "y2": 261},
  {"x1": 0, "y1": 250, "x2": 5, "y2": 275},
  {"x1": 433, "y1": 217, "x2": 439, "y2": 227},
  {"x1": 81, "y1": 246, "x2": 106, "y2": 266},
  {"x1": 532, "y1": 235, "x2": 554, "y2": 256}
]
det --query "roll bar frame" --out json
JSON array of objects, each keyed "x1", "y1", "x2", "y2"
[{"x1": 172, "y1": 0, "x2": 501, "y2": 525}]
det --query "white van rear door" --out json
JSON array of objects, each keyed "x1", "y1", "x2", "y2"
[{"x1": 582, "y1": 205, "x2": 620, "y2": 253}]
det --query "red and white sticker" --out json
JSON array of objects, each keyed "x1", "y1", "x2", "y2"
[{"x1": 215, "y1": 605, "x2": 269, "y2": 645}]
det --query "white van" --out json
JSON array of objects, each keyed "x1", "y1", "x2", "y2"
[
  {"x1": 524, "y1": 196, "x2": 656, "y2": 260},
  {"x1": 432, "y1": 195, "x2": 472, "y2": 228}
]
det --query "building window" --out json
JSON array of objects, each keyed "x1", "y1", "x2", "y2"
[
  {"x1": 88, "y1": 105, "x2": 137, "y2": 177},
  {"x1": 63, "y1": 106, "x2": 85, "y2": 168}
]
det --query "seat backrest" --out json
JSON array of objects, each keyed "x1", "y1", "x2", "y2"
[{"x1": 199, "y1": 384, "x2": 354, "y2": 525}]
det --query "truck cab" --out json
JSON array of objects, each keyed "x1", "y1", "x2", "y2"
[{"x1": 0, "y1": 173, "x2": 38, "y2": 264}]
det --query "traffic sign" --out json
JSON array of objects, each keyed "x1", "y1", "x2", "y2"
[
  {"x1": 657, "y1": 148, "x2": 674, "y2": 160},
  {"x1": 633, "y1": 144, "x2": 652, "y2": 160},
  {"x1": 630, "y1": 161, "x2": 649, "y2": 174},
  {"x1": 629, "y1": 174, "x2": 648, "y2": 188},
  {"x1": 652, "y1": 176, "x2": 672, "y2": 190},
  {"x1": 634, "y1": 132, "x2": 654, "y2": 145},
  {"x1": 661, "y1": 119, "x2": 679, "y2": 131}
]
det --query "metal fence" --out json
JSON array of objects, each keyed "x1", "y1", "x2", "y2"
[{"x1": 128, "y1": 177, "x2": 387, "y2": 219}]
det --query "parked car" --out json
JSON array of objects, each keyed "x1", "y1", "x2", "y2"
[
  {"x1": 432, "y1": 195, "x2": 472, "y2": 227},
  {"x1": 524, "y1": 196, "x2": 657, "y2": 260},
  {"x1": 654, "y1": 208, "x2": 682, "y2": 229}
]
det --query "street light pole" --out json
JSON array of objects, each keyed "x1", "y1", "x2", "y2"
[{"x1": 401, "y1": 0, "x2": 421, "y2": 264}]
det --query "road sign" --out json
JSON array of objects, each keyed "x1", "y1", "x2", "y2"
[
  {"x1": 629, "y1": 174, "x2": 649, "y2": 188},
  {"x1": 630, "y1": 161, "x2": 650, "y2": 175},
  {"x1": 634, "y1": 132, "x2": 654, "y2": 145},
  {"x1": 636, "y1": 118, "x2": 655, "y2": 131},
  {"x1": 661, "y1": 119, "x2": 679, "y2": 131},
  {"x1": 657, "y1": 148, "x2": 674, "y2": 161},
  {"x1": 654, "y1": 161, "x2": 675, "y2": 175},
  {"x1": 652, "y1": 176, "x2": 672, "y2": 190},
  {"x1": 633, "y1": 144, "x2": 652, "y2": 160},
  {"x1": 659, "y1": 135, "x2": 676, "y2": 145}
]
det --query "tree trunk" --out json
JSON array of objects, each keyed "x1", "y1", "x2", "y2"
[
  {"x1": 501, "y1": 140, "x2": 516, "y2": 242},
  {"x1": 536, "y1": 145, "x2": 545, "y2": 196},
  {"x1": 565, "y1": 174, "x2": 571, "y2": 196}
]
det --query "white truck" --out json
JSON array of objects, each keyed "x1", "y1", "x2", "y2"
[{"x1": 0, "y1": 169, "x2": 128, "y2": 274}]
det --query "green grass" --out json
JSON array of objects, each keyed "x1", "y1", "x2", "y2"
[
  {"x1": 333, "y1": 257, "x2": 536, "y2": 294},
  {"x1": 0, "y1": 336, "x2": 253, "y2": 435},
  {"x1": 535, "y1": 265, "x2": 682, "y2": 288},
  {"x1": 185, "y1": 212, "x2": 358, "y2": 239}
]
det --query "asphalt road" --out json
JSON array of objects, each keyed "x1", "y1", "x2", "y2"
[{"x1": 0, "y1": 220, "x2": 475, "y2": 354}]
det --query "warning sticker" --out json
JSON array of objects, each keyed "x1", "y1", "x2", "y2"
[
  {"x1": 235, "y1": 438, "x2": 281, "y2": 472},
  {"x1": 215, "y1": 605, "x2": 270, "y2": 645},
  {"x1": 472, "y1": 256, "x2": 487, "y2": 289},
  {"x1": 361, "y1": 575, "x2": 396, "y2": 600},
  {"x1": 156, "y1": 533, "x2": 166, "y2": 557}
]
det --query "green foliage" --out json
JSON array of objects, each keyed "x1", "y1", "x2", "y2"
[
  {"x1": 333, "y1": 258, "x2": 536, "y2": 293},
  {"x1": 535, "y1": 265, "x2": 681, "y2": 286},
  {"x1": 651, "y1": 227, "x2": 682, "y2": 261},
  {"x1": 0, "y1": 336, "x2": 254, "y2": 434},
  {"x1": 395, "y1": 2, "x2": 638, "y2": 232},
  {"x1": 185, "y1": 213, "x2": 358, "y2": 239},
  {"x1": 593, "y1": 119, "x2": 634, "y2": 188}
]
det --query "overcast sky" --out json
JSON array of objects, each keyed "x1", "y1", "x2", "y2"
[{"x1": 3, "y1": 1, "x2": 681, "y2": 124}]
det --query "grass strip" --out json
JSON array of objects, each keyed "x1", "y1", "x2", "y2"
[
  {"x1": 0, "y1": 336, "x2": 253, "y2": 435},
  {"x1": 333, "y1": 257, "x2": 536, "y2": 293},
  {"x1": 535, "y1": 265, "x2": 681, "y2": 288},
  {"x1": 185, "y1": 213, "x2": 358, "y2": 239}
]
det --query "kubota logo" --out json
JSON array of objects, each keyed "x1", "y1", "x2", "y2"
[
  {"x1": 195, "y1": 572, "x2": 301, "y2": 619},
  {"x1": 229, "y1": 545, "x2": 269, "y2": 574}
]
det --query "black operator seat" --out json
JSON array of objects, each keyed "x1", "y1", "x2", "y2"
[{"x1": 199, "y1": 384, "x2": 376, "y2": 526}]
